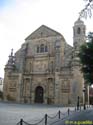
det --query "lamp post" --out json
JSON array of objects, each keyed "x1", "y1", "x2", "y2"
[
  {"x1": 77, "y1": 96, "x2": 80, "y2": 110},
  {"x1": 87, "y1": 85, "x2": 90, "y2": 107},
  {"x1": 83, "y1": 86, "x2": 86, "y2": 110}
]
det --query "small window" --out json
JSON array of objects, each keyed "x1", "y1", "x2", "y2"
[
  {"x1": 55, "y1": 41, "x2": 60, "y2": 48},
  {"x1": 37, "y1": 46, "x2": 39, "y2": 53},
  {"x1": 29, "y1": 63, "x2": 32, "y2": 72},
  {"x1": 40, "y1": 44, "x2": 44, "y2": 52},
  {"x1": 83, "y1": 28, "x2": 85, "y2": 34},
  {"x1": 77, "y1": 27, "x2": 81, "y2": 34},
  {"x1": 45, "y1": 45, "x2": 48, "y2": 52}
]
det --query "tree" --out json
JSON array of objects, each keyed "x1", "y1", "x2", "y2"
[
  {"x1": 79, "y1": 32, "x2": 93, "y2": 85},
  {"x1": 79, "y1": 0, "x2": 93, "y2": 19}
]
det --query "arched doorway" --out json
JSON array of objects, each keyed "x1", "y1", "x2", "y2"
[{"x1": 35, "y1": 86, "x2": 44, "y2": 103}]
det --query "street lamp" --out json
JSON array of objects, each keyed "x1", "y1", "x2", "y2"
[
  {"x1": 77, "y1": 96, "x2": 80, "y2": 110},
  {"x1": 87, "y1": 85, "x2": 90, "y2": 107},
  {"x1": 83, "y1": 86, "x2": 86, "y2": 110}
]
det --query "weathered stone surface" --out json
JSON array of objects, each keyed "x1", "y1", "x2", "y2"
[{"x1": 3, "y1": 19, "x2": 86, "y2": 105}]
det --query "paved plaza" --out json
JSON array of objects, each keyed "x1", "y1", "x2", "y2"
[
  {"x1": 53, "y1": 109, "x2": 93, "y2": 125},
  {"x1": 0, "y1": 101, "x2": 75, "y2": 125}
]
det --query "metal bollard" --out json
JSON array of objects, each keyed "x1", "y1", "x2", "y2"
[
  {"x1": 58, "y1": 110, "x2": 61, "y2": 119},
  {"x1": 45, "y1": 114, "x2": 47, "y2": 125},
  {"x1": 68, "y1": 108, "x2": 70, "y2": 115},
  {"x1": 75, "y1": 107, "x2": 76, "y2": 111},
  {"x1": 20, "y1": 119, "x2": 23, "y2": 125},
  {"x1": 84, "y1": 104, "x2": 86, "y2": 110}
]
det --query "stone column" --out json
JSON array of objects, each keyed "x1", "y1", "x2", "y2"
[
  {"x1": 30, "y1": 76, "x2": 32, "y2": 103},
  {"x1": 54, "y1": 72, "x2": 60, "y2": 104},
  {"x1": 16, "y1": 74, "x2": 22, "y2": 102}
]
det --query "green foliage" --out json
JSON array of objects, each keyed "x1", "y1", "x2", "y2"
[
  {"x1": 79, "y1": 33, "x2": 93, "y2": 85},
  {"x1": 79, "y1": 0, "x2": 93, "y2": 19}
]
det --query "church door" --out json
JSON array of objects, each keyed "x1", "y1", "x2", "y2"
[{"x1": 35, "y1": 86, "x2": 44, "y2": 103}]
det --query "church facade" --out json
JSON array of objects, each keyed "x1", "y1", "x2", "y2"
[{"x1": 3, "y1": 19, "x2": 86, "y2": 105}]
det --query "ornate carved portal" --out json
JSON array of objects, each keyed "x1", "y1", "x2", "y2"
[{"x1": 35, "y1": 86, "x2": 44, "y2": 103}]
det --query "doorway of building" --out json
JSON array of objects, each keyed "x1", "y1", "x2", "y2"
[{"x1": 35, "y1": 86, "x2": 44, "y2": 103}]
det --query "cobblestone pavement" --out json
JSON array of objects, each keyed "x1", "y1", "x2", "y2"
[{"x1": 0, "y1": 101, "x2": 75, "y2": 125}]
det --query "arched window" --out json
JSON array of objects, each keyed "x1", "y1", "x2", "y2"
[
  {"x1": 77, "y1": 27, "x2": 81, "y2": 34},
  {"x1": 37, "y1": 44, "x2": 48, "y2": 53},
  {"x1": 40, "y1": 44, "x2": 44, "y2": 52},
  {"x1": 37, "y1": 46, "x2": 39, "y2": 53},
  {"x1": 45, "y1": 45, "x2": 48, "y2": 52}
]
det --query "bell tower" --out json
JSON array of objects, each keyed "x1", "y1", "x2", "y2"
[
  {"x1": 72, "y1": 18, "x2": 86, "y2": 66},
  {"x1": 73, "y1": 18, "x2": 86, "y2": 49},
  {"x1": 71, "y1": 18, "x2": 86, "y2": 104}
]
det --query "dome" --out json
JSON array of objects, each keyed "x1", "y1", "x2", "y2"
[{"x1": 74, "y1": 18, "x2": 84, "y2": 26}]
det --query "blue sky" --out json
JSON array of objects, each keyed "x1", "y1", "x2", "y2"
[
  {"x1": 0, "y1": 0, "x2": 8, "y2": 6},
  {"x1": 0, "y1": 0, "x2": 13, "y2": 8},
  {"x1": 0, "y1": 0, "x2": 93, "y2": 77}
]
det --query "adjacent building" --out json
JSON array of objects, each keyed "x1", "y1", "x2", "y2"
[{"x1": 3, "y1": 18, "x2": 86, "y2": 105}]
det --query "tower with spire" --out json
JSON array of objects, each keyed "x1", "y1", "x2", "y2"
[{"x1": 4, "y1": 49, "x2": 15, "y2": 72}]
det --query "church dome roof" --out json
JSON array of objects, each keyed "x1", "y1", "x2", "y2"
[{"x1": 74, "y1": 18, "x2": 84, "y2": 25}]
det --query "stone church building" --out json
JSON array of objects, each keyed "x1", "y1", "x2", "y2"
[{"x1": 3, "y1": 18, "x2": 86, "y2": 105}]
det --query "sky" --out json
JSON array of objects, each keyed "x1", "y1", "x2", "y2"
[{"x1": 0, "y1": 0, "x2": 93, "y2": 78}]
